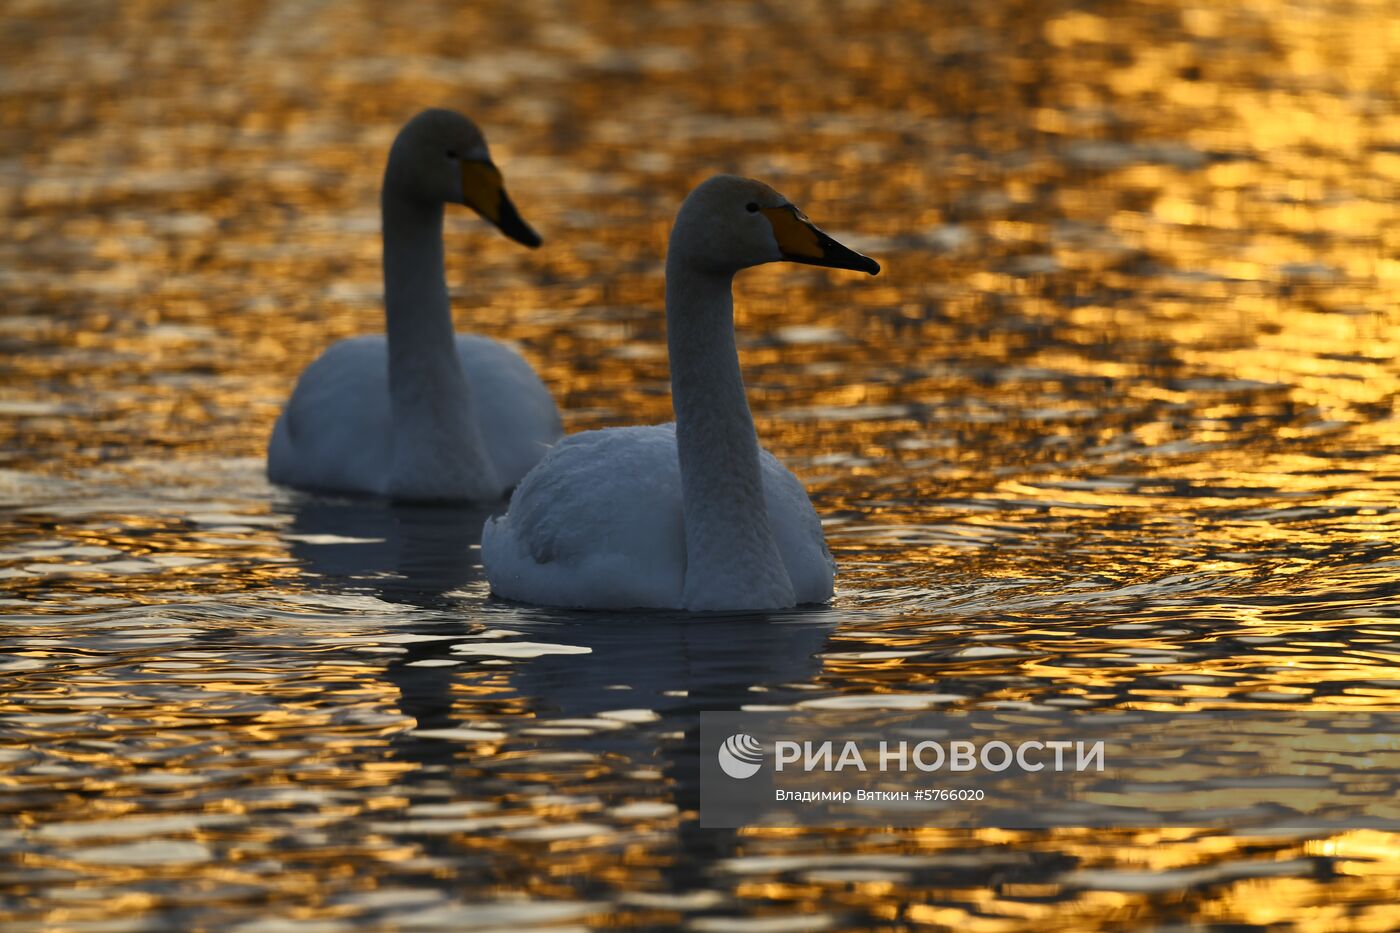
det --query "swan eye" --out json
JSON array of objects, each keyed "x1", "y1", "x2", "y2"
[
  {"x1": 445, "y1": 149, "x2": 459, "y2": 159},
  {"x1": 746, "y1": 202, "x2": 759, "y2": 213}
]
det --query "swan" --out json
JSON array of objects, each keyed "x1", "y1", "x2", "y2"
[
  {"x1": 267, "y1": 109, "x2": 561, "y2": 502},
  {"x1": 482, "y1": 175, "x2": 879, "y2": 611}
]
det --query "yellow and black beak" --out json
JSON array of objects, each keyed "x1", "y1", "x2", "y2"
[
  {"x1": 460, "y1": 160, "x2": 542, "y2": 249},
  {"x1": 761, "y1": 205, "x2": 879, "y2": 275}
]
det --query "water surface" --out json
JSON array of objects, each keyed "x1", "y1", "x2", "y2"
[{"x1": 2, "y1": 0, "x2": 1399, "y2": 929}]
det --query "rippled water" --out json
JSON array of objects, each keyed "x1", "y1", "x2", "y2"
[{"x1": 3, "y1": 0, "x2": 1400, "y2": 928}]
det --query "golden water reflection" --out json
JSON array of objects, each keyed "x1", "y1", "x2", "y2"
[{"x1": 2, "y1": 0, "x2": 1400, "y2": 929}]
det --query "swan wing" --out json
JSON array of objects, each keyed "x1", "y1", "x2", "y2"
[
  {"x1": 455, "y1": 335, "x2": 562, "y2": 488},
  {"x1": 758, "y1": 447, "x2": 836, "y2": 604},
  {"x1": 267, "y1": 336, "x2": 393, "y2": 495},
  {"x1": 483, "y1": 425, "x2": 688, "y2": 608}
]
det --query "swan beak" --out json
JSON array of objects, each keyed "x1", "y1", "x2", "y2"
[
  {"x1": 761, "y1": 205, "x2": 879, "y2": 275},
  {"x1": 460, "y1": 160, "x2": 542, "y2": 249}
]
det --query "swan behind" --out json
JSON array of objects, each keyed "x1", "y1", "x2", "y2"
[
  {"x1": 483, "y1": 175, "x2": 879, "y2": 611},
  {"x1": 267, "y1": 109, "x2": 560, "y2": 502}
]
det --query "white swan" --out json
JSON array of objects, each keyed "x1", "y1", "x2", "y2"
[
  {"x1": 267, "y1": 109, "x2": 561, "y2": 502},
  {"x1": 482, "y1": 175, "x2": 879, "y2": 611}
]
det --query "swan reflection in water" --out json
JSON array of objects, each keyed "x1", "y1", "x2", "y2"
[
  {"x1": 278, "y1": 491, "x2": 836, "y2": 881},
  {"x1": 279, "y1": 492, "x2": 495, "y2": 600}
]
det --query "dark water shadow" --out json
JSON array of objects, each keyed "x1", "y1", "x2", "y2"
[
  {"x1": 388, "y1": 597, "x2": 836, "y2": 897},
  {"x1": 384, "y1": 608, "x2": 839, "y2": 895},
  {"x1": 276, "y1": 492, "x2": 496, "y2": 604},
  {"x1": 276, "y1": 490, "x2": 841, "y2": 893}
]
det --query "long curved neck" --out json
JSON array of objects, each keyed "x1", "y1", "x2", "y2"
[
  {"x1": 381, "y1": 188, "x2": 499, "y2": 501},
  {"x1": 666, "y1": 258, "x2": 795, "y2": 610},
  {"x1": 383, "y1": 193, "x2": 454, "y2": 372}
]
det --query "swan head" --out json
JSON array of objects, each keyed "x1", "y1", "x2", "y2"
[
  {"x1": 386, "y1": 108, "x2": 542, "y2": 248},
  {"x1": 669, "y1": 174, "x2": 879, "y2": 277}
]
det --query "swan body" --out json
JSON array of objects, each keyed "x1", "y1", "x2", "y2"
[
  {"x1": 268, "y1": 334, "x2": 560, "y2": 499},
  {"x1": 267, "y1": 109, "x2": 559, "y2": 502},
  {"x1": 483, "y1": 175, "x2": 879, "y2": 611},
  {"x1": 484, "y1": 424, "x2": 835, "y2": 609}
]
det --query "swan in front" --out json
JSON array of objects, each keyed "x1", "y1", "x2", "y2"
[
  {"x1": 267, "y1": 109, "x2": 561, "y2": 502},
  {"x1": 482, "y1": 175, "x2": 879, "y2": 611}
]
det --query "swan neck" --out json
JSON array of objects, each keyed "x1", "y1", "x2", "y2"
[
  {"x1": 666, "y1": 262, "x2": 745, "y2": 438},
  {"x1": 382, "y1": 192, "x2": 454, "y2": 369},
  {"x1": 666, "y1": 258, "x2": 793, "y2": 609},
  {"x1": 379, "y1": 188, "x2": 499, "y2": 500}
]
